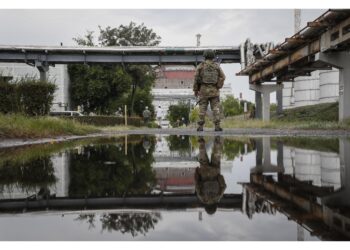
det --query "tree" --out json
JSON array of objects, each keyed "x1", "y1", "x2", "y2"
[
  {"x1": 166, "y1": 135, "x2": 191, "y2": 157},
  {"x1": 69, "y1": 22, "x2": 161, "y2": 115},
  {"x1": 76, "y1": 212, "x2": 162, "y2": 237},
  {"x1": 167, "y1": 102, "x2": 190, "y2": 127},
  {"x1": 98, "y1": 22, "x2": 161, "y2": 47},
  {"x1": 69, "y1": 64, "x2": 132, "y2": 114},
  {"x1": 221, "y1": 95, "x2": 242, "y2": 117}
]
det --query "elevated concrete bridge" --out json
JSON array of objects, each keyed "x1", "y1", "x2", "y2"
[
  {"x1": 238, "y1": 9, "x2": 350, "y2": 121},
  {"x1": 0, "y1": 45, "x2": 240, "y2": 81}
]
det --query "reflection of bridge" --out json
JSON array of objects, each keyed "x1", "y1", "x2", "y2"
[
  {"x1": 244, "y1": 137, "x2": 350, "y2": 240},
  {"x1": 0, "y1": 194, "x2": 242, "y2": 213}
]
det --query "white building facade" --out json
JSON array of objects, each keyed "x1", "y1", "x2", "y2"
[{"x1": 152, "y1": 65, "x2": 232, "y2": 120}]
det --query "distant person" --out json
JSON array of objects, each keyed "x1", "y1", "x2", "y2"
[
  {"x1": 115, "y1": 107, "x2": 123, "y2": 117},
  {"x1": 181, "y1": 117, "x2": 186, "y2": 127},
  {"x1": 142, "y1": 136, "x2": 151, "y2": 154},
  {"x1": 156, "y1": 106, "x2": 162, "y2": 127},
  {"x1": 142, "y1": 106, "x2": 151, "y2": 125},
  {"x1": 195, "y1": 136, "x2": 226, "y2": 215},
  {"x1": 193, "y1": 49, "x2": 226, "y2": 132}
]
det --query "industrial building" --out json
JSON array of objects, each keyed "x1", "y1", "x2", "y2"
[{"x1": 152, "y1": 65, "x2": 233, "y2": 120}]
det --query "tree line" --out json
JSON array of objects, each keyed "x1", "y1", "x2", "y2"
[{"x1": 69, "y1": 22, "x2": 161, "y2": 117}]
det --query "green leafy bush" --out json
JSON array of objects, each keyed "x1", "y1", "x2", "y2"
[
  {"x1": 0, "y1": 80, "x2": 17, "y2": 113},
  {"x1": 0, "y1": 78, "x2": 56, "y2": 116},
  {"x1": 167, "y1": 102, "x2": 190, "y2": 127},
  {"x1": 17, "y1": 79, "x2": 56, "y2": 116}
]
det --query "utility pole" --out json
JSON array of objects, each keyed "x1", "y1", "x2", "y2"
[
  {"x1": 291, "y1": 9, "x2": 302, "y2": 106},
  {"x1": 294, "y1": 9, "x2": 301, "y2": 33},
  {"x1": 196, "y1": 34, "x2": 201, "y2": 47}
]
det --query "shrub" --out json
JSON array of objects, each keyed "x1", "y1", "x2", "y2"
[
  {"x1": 167, "y1": 102, "x2": 190, "y2": 127},
  {"x1": 190, "y1": 107, "x2": 199, "y2": 123},
  {"x1": 0, "y1": 80, "x2": 17, "y2": 113},
  {"x1": 221, "y1": 96, "x2": 242, "y2": 117},
  {"x1": 17, "y1": 79, "x2": 57, "y2": 116},
  {"x1": 0, "y1": 78, "x2": 56, "y2": 116}
]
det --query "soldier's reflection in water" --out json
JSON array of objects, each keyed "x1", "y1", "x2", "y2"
[{"x1": 195, "y1": 136, "x2": 226, "y2": 215}]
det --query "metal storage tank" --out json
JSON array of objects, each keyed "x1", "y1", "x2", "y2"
[
  {"x1": 282, "y1": 146, "x2": 294, "y2": 175},
  {"x1": 320, "y1": 151, "x2": 341, "y2": 190},
  {"x1": 294, "y1": 71, "x2": 320, "y2": 107},
  {"x1": 294, "y1": 148, "x2": 321, "y2": 186},
  {"x1": 319, "y1": 69, "x2": 339, "y2": 104}
]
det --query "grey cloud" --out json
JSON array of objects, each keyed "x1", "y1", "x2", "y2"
[{"x1": 0, "y1": 9, "x2": 325, "y2": 101}]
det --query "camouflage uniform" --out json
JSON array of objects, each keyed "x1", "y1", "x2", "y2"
[
  {"x1": 193, "y1": 57, "x2": 226, "y2": 131},
  {"x1": 195, "y1": 136, "x2": 226, "y2": 214},
  {"x1": 142, "y1": 108, "x2": 151, "y2": 125}
]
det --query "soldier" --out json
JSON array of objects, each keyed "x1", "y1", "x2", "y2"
[
  {"x1": 193, "y1": 49, "x2": 226, "y2": 132},
  {"x1": 115, "y1": 107, "x2": 123, "y2": 117},
  {"x1": 142, "y1": 106, "x2": 151, "y2": 125},
  {"x1": 195, "y1": 136, "x2": 226, "y2": 215}
]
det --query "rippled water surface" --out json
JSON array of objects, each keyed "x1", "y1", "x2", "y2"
[{"x1": 0, "y1": 135, "x2": 349, "y2": 241}]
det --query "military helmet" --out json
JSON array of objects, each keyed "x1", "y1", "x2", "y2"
[{"x1": 203, "y1": 49, "x2": 215, "y2": 59}]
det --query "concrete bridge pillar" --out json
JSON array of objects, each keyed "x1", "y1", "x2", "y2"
[
  {"x1": 255, "y1": 92, "x2": 262, "y2": 119},
  {"x1": 251, "y1": 137, "x2": 284, "y2": 174},
  {"x1": 250, "y1": 84, "x2": 284, "y2": 121},
  {"x1": 255, "y1": 138, "x2": 263, "y2": 166},
  {"x1": 317, "y1": 51, "x2": 350, "y2": 121},
  {"x1": 322, "y1": 138, "x2": 350, "y2": 206},
  {"x1": 276, "y1": 83, "x2": 283, "y2": 115},
  {"x1": 255, "y1": 137, "x2": 271, "y2": 167},
  {"x1": 35, "y1": 61, "x2": 49, "y2": 81},
  {"x1": 262, "y1": 137, "x2": 271, "y2": 166}
]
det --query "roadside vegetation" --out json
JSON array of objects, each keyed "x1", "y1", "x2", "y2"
[
  {"x1": 193, "y1": 102, "x2": 350, "y2": 130},
  {"x1": 0, "y1": 114, "x2": 98, "y2": 139}
]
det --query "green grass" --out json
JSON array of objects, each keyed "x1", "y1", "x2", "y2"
[
  {"x1": 271, "y1": 137, "x2": 340, "y2": 153},
  {"x1": 0, "y1": 114, "x2": 99, "y2": 139},
  {"x1": 221, "y1": 119, "x2": 350, "y2": 130},
  {"x1": 271, "y1": 102, "x2": 339, "y2": 122},
  {"x1": 220, "y1": 102, "x2": 350, "y2": 130}
]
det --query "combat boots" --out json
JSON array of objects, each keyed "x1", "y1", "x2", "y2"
[{"x1": 197, "y1": 121, "x2": 204, "y2": 132}]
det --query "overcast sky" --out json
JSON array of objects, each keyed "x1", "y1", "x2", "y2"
[{"x1": 0, "y1": 9, "x2": 324, "y2": 102}]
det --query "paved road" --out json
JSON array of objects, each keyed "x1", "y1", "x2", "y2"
[{"x1": 1, "y1": 128, "x2": 350, "y2": 149}]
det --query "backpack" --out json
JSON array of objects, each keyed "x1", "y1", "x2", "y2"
[{"x1": 201, "y1": 62, "x2": 219, "y2": 85}]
